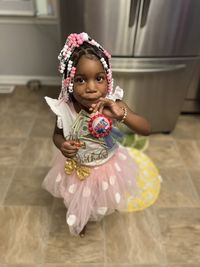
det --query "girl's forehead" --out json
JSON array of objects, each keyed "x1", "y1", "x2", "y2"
[{"x1": 76, "y1": 55, "x2": 105, "y2": 73}]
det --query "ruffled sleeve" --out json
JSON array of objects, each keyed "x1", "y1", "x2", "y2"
[
  {"x1": 45, "y1": 97, "x2": 62, "y2": 117},
  {"x1": 107, "y1": 86, "x2": 124, "y2": 101},
  {"x1": 44, "y1": 96, "x2": 75, "y2": 138}
]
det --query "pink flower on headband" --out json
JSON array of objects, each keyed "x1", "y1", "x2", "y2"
[{"x1": 67, "y1": 32, "x2": 89, "y2": 48}]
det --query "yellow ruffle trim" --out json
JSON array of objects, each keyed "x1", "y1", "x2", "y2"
[{"x1": 126, "y1": 147, "x2": 162, "y2": 212}]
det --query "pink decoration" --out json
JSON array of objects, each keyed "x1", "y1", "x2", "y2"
[{"x1": 88, "y1": 114, "x2": 112, "y2": 138}]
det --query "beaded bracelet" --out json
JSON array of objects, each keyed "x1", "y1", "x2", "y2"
[{"x1": 119, "y1": 107, "x2": 128, "y2": 123}]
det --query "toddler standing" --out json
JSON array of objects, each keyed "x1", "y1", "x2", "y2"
[{"x1": 43, "y1": 32, "x2": 161, "y2": 237}]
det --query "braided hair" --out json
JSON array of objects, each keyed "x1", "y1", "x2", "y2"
[{"x1": 58, "y1": 33, "x2": 113, "y2": 102}]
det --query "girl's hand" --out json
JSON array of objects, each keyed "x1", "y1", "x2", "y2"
[
  {"x1": 60, "y1": 140, "x2": 79, "y2": 158},
  {"x1": 90, "y1": 98, "x2": 124, "y2": 121}
]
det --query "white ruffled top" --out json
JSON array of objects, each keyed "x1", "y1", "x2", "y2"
[{"x1": 45, "y1": 86, "x2": 124, "y2": 166}]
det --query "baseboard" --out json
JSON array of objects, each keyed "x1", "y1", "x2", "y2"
[
  {"x1": 182, "y1": 99, "x2": 200, "y2": 113},
  {"x1": 0, "y1": 75, "x2": 61, "y2": 86},
  {"x1": 0, "y1": 85, "x2": 15, "y2": 93}
]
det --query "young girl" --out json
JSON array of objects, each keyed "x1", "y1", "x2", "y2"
[{"x1": 43, "y1": 32, "x2": 161, "y2": 237}]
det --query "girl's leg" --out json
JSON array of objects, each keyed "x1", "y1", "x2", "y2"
[{"x1": 79, "y1": 225, "x2": 87, "y2": 237}]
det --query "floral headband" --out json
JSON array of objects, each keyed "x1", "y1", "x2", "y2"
[{"x1": 57, "y1": 32, "x2": 114, "y2": 102}]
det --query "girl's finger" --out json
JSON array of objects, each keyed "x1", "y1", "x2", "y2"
[
  {"x1": 64, "y1": 153, "x2": 77, "y2": 158},
  {"x1": 91, "y1": 98, "x2": 115, "y2": 114},
  {"x1": 92, "y1": 101, "x2": 102, "y2": 113},
  {"x1": 98, "y1": 99, "x2": 115, "y2": 113},
  {"x1": 63, "y1": 141, "x2": 77, "y2": 149},
  {"x1": 62, "y1": 146, "x2": 78, "y2": 153},
  {"x1": 97, "y1": 101, "x2": 105, "y2": 113},
  {"x1": 67, "y1": 152, "x2": 77, "y2": 156},
  {"x1": 93, "y1": 99, "x2": 108, "y2": 113}
]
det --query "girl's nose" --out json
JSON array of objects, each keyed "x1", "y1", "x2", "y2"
[{"x1": 86, "y1": 80, "x2": 97, "y2": 93}]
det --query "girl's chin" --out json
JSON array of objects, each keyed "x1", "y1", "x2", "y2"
[
  {"x1": 79, "y1": 103, "x2": 92, "y2": 112},
  {"x1": 85, "y1": 100, "x2": 98, "y2": 108},
  {"x1": 75, "y1": 99, "x2": 99, "y2": 112}
]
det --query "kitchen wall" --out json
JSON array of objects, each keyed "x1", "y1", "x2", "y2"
[{"x1": 0, "y1": 0, "x2": 61, "y2": 86}]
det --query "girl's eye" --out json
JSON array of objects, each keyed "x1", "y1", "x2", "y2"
[
  {"x1": 96, "y1": 76, "x2": 105, "y2": 82},
  {"x1": 74, "y1": 77, "x2": 85, "y2": 84}
]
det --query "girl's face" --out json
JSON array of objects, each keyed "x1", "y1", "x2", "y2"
[{"x1": 73, "y1": 55, "x2": 108, "y2": 111}]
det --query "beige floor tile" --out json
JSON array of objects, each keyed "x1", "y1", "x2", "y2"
[
  {"x1": 146, "y1": 138, "x2": 184, "y2": 169},
  {"x1": 0, "y1": 265, "x2": 104, "y2": 267},
  {"x1": 0, "y1": 138, "x2": 25, "y2": 165},
  {"x1": 157, "y1": 208, "x2": 200, "y2": 264},
  {"x1": 0, "y1": 206, "x2": 50, "y2": 265},
  {"x1": 36, "y1": 138, "x2": 56, "y2": 167},
  {"x1": 44, "y1": 264, "x2": 104, "y2": 267},
  {"x1": 6, "y1": 98, "x2": 40, "y2": 117},
  {"x1": 38, "y1": 88, "x2": 60, "y2": 119},
  {"x1": 196, "y1": 140, "x2": 200, "y2": 154},
  {"x1": 0, "y1": 115, "x2": 35, "y2": 138},
  {"x1": 11, "y1": 85, "x2": 46, "y2": 102},
  {"x1": 189, "y1": 169, "x2": 200, "y2": 198},
  {"x1": 12, "y1": 85, "x2": 59, "y2": 104},
  {"x1": 154, "y1": 168, "x2": 199, "y2": 208},
  {"x1": 19, "y1": 137, "x2": 55, "y2": 167},
  {"x1": 0, "y1": 95, "x2": 11, "y2": 115},
  {"x1": 105, "y1": 209, "x2": 166, "y2": 264},
  {"x1": 175, "y1": 140, "x2": 200, "y2": 170},
  {"x1": 30, "y1": 116, "x2": 55, "y2": 138},
  {"x1": 37, "y1": 101, "x2": 57, "y2": 119},
  {"x1": 0, "y1": 265, "x2": 39, "y2": 267},
  {"x1": 171, "y1": 115, "x2": 200, "y2": 140},
  {"x1": 4, "y1": 167, "x2": 53, "y2": 206},
  {"x1": 44, "y1": 200, "x2": 105, "y2": 264},
  {"x1": 107, "y1": 265, "x2": 161, "y2": 267},
  {"x1": 148, "y1": 134, "x2": 175, "y2": 145},
  {"x1": 166, "y1": 264, "x2": 200, "y2": 267},
  {"x1": 0, "y1": 165, "x2": 15, "y2": 204}
]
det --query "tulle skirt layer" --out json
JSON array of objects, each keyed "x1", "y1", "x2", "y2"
[{"x1": 42, "y1": 146, "x2": 161, "y2": 235}]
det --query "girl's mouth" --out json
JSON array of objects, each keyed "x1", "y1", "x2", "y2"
[{"x1": 84, "y1": 96, "x2": 100, "y2": 103}]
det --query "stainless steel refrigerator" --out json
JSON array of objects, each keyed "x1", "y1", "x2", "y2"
[{"x1": 60, "y1": 0, "x2": 200, "y2": 133}]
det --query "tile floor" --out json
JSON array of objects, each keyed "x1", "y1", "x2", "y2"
[{"x1": 0, "y1": 85, "x2": 200, "y2": 267}]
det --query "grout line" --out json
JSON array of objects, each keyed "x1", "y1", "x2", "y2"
[
  {"x1": 185, "y1": 170, "x2": 200, "y2": 206},
  {"x1": 40, "y1": 198, "x2": 55, "y2": 266},
  {"x1": 151, "y1": 207, "x2": 169, "y2": 265},
  {"x1": 1, "y1": 165, "x2": 17, "y2": 205},
  {"x1": 174, "y1": 138, "x2": 200, "y2": 172}
]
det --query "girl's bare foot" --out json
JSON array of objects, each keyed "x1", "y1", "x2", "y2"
[{"x1": 79, "y1": 225, "x2": 86, "y2": 238}]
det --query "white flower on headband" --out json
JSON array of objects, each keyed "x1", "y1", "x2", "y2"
[{"x1": 82, "y1": 32, "x2": 89, "y2": 41}]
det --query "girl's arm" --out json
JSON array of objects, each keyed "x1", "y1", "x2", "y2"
[
  {"x1": 90, "y1": 98, "x2": 151, "y2": 136},
  {"x1": 53, "y1": 122, "x2": 79, "y2": 158},
  {"x1": 53, "y1": 123, "x2": 66, "y2": 149},
  {"x1": 118, "y1": 101, "x2": 151, "y2": 136}
]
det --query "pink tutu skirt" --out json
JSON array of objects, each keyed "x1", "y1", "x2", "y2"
[{"x1": 42, "y1": 146, "x2": 140, "y2": 235}]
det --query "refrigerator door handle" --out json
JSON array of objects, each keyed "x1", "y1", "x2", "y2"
[
  {"x1": 129, "y1": 0, "x2": 139, "y2": 27},
  {"x1": 112, "y1": 64, "x2": 186, "y2": 73},
  {"x1": 140, "y1": 0, "x2": 151, "y2": 28}
]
